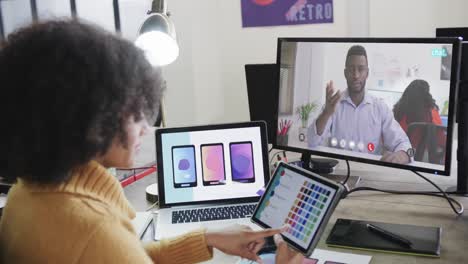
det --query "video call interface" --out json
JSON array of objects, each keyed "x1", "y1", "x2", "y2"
[
  {"x1": 161, "y1": 127, "x2": 266, "y2": 204},
  {"x1": 255, "y1": 166, "x2": 337, "y2": 250},
  {"x1": 277, "y1": 41, "x2": 455, "y2": 172}
]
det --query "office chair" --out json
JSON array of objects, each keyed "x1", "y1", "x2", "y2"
[{"x1": 407, "y1": 122, "x2": 447, "y2": 164}]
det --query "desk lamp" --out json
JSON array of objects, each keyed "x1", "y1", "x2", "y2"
[
  {"x1": 135, "y1": 0, "x2": 179, "y2": 66},
  {"x1": 135, "y1": 0, "x2": 177, "y2": 203}
]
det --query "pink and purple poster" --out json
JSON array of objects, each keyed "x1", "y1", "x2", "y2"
[{"x1": 241, "y1": 0, "x2": 334, "y2": 28}]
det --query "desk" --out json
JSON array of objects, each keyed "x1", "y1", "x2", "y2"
[{"x1": 124, "y1": 135, "x2": 468, "y2": 263}]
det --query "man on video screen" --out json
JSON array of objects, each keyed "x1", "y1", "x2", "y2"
[{"x1": 308, "y1": 45, "x2": 412, "y2": 164}]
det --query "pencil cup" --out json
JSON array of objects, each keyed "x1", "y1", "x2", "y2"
[
  {"x1": 277, "y1": 134, "x2": 289, "y2": 146},
  {"x1": 298, "y1": 127, "x2": 307, "y2": 142}
]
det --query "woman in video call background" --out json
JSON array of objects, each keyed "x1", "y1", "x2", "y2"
[{"x1": 393, "y1": 79, "x2": 446, "y2": 163}]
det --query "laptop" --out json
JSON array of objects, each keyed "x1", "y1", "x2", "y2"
[{"x1": 154, "y1": 121, "x2": 270, "y2": 240}]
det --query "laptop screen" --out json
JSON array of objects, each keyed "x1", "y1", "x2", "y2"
[{"x1": 156, "y1": 121, "x2": 270, "y2": 207}]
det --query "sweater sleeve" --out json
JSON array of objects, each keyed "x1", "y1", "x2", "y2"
[
  {"x1": 143, "y1": 229, "x2": 213, "y2": 264},
  {"x1": 78, "y1": 220, "x2": 213, "y2": 264},
  {"x1": 77, "y1": 221, "x2": 154, "y2": 264}
]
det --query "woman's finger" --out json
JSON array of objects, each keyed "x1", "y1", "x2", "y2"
[
  {"x1": 250, "y1": 226, "x2": 286, "y2": 239},
  {"x1": 273, "y1": 234, "x2": 285, "y2": 247},
  {"x1": 251, "y1": 239, "x2": 265, "y2": 253}
]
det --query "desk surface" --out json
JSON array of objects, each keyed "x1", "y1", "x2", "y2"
[{"x1": 125, "y1": 134, "x2": 468, "y2": 263}]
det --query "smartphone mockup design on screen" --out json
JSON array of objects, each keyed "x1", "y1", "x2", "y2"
[
  {"x1": 230, "y1": 141, "x2": 255, "y2": 183},
  {"x1": 200, "y1": 143, "x2": 226, "y2": 186},
  {"x1": 171, "y1": 145, "x2": 197, "y2": 188}
]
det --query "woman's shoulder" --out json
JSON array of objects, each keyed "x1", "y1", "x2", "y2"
[{"x1": 6, "y1": 180, "x2": 123, "y2": 227}]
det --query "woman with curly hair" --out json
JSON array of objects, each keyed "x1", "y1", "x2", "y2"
[
  {"x1": 393, "y1": 79, "x2": 446, "y2": 163},
  {"x1": 0, "y1": 20, "x2": 303, "y2": 263}
]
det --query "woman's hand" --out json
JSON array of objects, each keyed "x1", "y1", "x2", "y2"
[
  {"x1": 205, "y1": 224, "x2": 285, "y2": 263},
  {"x1": 274, "y1": 234, "x2": 304, "y2": 264}
]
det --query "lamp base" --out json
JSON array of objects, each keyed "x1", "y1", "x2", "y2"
[{"x1": 146, "y1": 183, "x2": 159, "y2": 203}]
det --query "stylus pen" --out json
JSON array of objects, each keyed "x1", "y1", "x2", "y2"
[
  {"x1": 140, "y1": 217, "x2": 154, "y2": 240},
  {"x1": 366, "y1": 224, "x2": 413, "y2": 247}
]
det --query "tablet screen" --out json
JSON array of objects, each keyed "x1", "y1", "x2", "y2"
[{"x1": 252, "y1": 163, "x2": 342, "y2": 254}]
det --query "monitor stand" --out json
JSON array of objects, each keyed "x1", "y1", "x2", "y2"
[{"x1": 300, "y1": 153, "x2": 361, "y2": 190}]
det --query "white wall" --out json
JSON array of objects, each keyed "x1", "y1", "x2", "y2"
[
  {"x1": 163, "y1": 0, "x2": 468, "y2": 126},
  {"x1": 369, "y1": 0, "x2": 468, "y2": 37},
  {"x1": 164, "y1": 0, "x2": 349, "y2": 126},
  {"x1": 1, "y1": 0, "x2": 33, "y2": 36},
  {"x1": 75, "y1": 0, "x2": 115, "y2": 32},
  {"x1": 36, "y1": 0, "x2": 71, "y2": 20},
  {"x1": 2, "y1": 0, "x2": 467, "y2": 127}
]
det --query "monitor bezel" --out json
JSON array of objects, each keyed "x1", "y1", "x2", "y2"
[
  {"x1": 155, "y1": 121, "x2": 270, "y2": 208},
  {"x1": 274, "y1": 37, "x2": 462, "y2": 176}
]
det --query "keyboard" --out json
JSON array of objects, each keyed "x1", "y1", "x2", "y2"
[{"x1": 172, "y1": 204, "x2": 256, "y2": 224}]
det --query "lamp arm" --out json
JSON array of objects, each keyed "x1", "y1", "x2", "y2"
[{"x1": 150, "y1": 0, "x2": 167, "y2": 15}]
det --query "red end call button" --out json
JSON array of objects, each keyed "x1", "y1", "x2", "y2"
[{"x1": 367, "y1": 143, "x2": 375, "y2": 152}]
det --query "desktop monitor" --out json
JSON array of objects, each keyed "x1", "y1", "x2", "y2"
[
  {"x1": 436, "y1": 28, "x2": 468, "y2": 194},
  {"x1": 245, "y1": 63, "x2": 279, "y2": 144},
  {"x1": 436, "y1": 28, "x2": 468, "y2": 79},
  {"x1": 275, "y1": 38, "x2": 461, "y2": 176}
]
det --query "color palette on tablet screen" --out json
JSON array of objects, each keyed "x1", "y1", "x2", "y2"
[{"x1": 285, "y1": 180, "x2": 332, "y2": 243}]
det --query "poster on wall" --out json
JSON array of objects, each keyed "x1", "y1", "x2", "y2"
[{"x1": 241, "y1": 0, "x2": 333, "y2": 28}]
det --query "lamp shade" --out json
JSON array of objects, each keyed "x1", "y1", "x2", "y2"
[{"x1": 135, "y1": 13, "x2": 179, "y2": 66}]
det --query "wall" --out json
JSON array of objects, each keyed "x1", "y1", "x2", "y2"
[
  {"x1": 2, "y1": 0, "x2": 467, "y2": 127},
  {"x1": 1, "y1": 0, "x2": 33, "y2": 36},
  {"x1": 164, "y1": 0, "x2": 349, "y2": 126},
  {"x1": 164, "y1": 0, "x2": 467, "y2": 126},
  {"x1": 369, "y1": 0, "x2": 468, "y2": 37}
]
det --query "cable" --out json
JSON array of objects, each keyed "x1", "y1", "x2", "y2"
[
  {"x1": 146, "y1": 201, "x2": 159, "y2": 211},
  {"x1": 347, "y1": 186, "x2": 460, "y2": 196},
  {"x1": 346, "y1": 186, "x2": 464, "y2": 215},
  {"x1": 412, "y1": 170, "x2": 464, "y2": 215},
  {"x1": 269, "y1": 150, "x2": 285, "y2": 167},
  {"x1": 337, "y1": 160, "x2": 351, "y2": 196},
  {"x1": 116, "y1": 166, "x2": 156, "y2": 171},
  {"x1": 341, "y1": 160, "x2": 351, "y2": 185},
  {"x1": 268, "y1": 146, "x2": 274, "y2": 153},
  {"x1": 345, "y1": 170, "x2": 464, "y2": 216}
]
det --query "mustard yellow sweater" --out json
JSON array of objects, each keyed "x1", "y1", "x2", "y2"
[{"x1": 0, "y1": 161, "x2": 213, "y2": 263}]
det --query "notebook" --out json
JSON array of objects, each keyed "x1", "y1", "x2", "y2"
[
  {"x1": 326, "y1": 218, "x2": 441, "y2": 257},
  {"x1": 154, "y1": 121, "x2": 270, "y2": 240}
]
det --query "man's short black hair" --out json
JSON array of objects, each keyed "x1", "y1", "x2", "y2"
[
  {"x1": 345, "y1": 45, "x2": 368, "y2": 66},
  {"x1": 0, "y1": 20, "x2": 163, "y2": 184}
]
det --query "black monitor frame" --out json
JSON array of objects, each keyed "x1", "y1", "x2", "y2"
[
  {"x1": 273, "y1": 37, "x2": 462, "y2": 176},
  {"x1": 437, "y1": 28, "x2": 468, "y2": 194},
  {"x1": 245, "y1": 63, "x2": 278, "y2": 144}
]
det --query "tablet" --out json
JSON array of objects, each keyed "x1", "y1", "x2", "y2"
[{"x1": 251, "y1": 162, "x2": 344, "y2": 256}]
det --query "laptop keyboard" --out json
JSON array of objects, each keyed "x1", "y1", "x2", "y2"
[{"x1": 172, "y1": 204, "x2": 256, "y2": 224}]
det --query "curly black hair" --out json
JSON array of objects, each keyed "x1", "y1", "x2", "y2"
[
  {"x1": 0, "y1": 20, "x2": 163, "y2": 184},
  {"x1": 393, "y1": 79, "x2": 439, "y2": 123}
]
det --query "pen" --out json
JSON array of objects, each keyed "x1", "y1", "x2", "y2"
[
  {"x1": 366, "y1": 224, "x2": 413, "y2": 248},
  {"x1": 140, "y1": 216, "x2": 154, "y2": 240}
]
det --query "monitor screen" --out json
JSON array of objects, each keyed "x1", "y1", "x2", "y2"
[
  {"x1": 156, "y1": 122, "x2": 269, "y2": 206},
  {"x1": 275, "y1": 38, "x2": 461, "y2": 175},
  {"x1": 245, "y1": 63, "x2": 279, "y2": 143}
]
